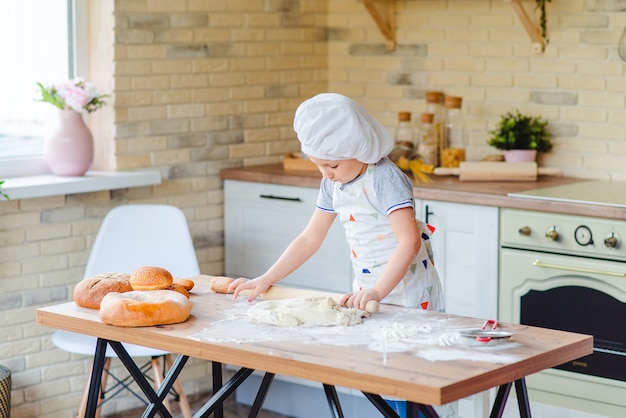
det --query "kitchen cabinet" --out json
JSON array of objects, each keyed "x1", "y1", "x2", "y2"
[
  {"x1": 419, "y1": 200, "x2": 499, "y2": 320},
  {"x1": 224, "y1": 180, "x2": 352, "y2": 292}
]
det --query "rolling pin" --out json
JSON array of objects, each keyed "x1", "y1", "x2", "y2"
[
  {"x1": 433, "y1": 161, "x2": 562, "y2": 182},
  {"x1": 247, "y1": 285, "x2": 380, "y2": 313}
]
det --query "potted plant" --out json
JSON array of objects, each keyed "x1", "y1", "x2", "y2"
[
  {"x1": 35, "y1": 78, "x2": 108, "y2": 176},
  {"x1": 487, "y1": 110, "x2": 552, "y2": 162}
]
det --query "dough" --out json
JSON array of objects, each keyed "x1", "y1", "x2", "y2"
[
  {"x1": 248, "y1": 297, "x2": 369, "y2": 327},
  {"x1": 209, "y1": 276, "x2": 235, "y2": 293},
  {"x1": 99, "y1": 290, "x2": 192, "y2": 327}
]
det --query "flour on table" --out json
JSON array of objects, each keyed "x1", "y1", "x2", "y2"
[{"x1": 247, "y1": 297, "x2": 369, "y2": 327}]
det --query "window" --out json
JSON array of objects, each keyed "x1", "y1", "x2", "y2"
[{"x1": 0, "y1": 0, "x2": 86, "y2": 177}]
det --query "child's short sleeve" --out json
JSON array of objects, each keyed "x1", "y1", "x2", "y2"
[
  {"x1": 373, "y1": 159, "x2": 415, "y2": 216},
  {"x1": 316, "y1": 178, "x2": 335, "y2": 213}
]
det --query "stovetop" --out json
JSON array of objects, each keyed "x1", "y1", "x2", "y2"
[{"x1": 507, "y1": 180, "x2": 626, "y2": 209}]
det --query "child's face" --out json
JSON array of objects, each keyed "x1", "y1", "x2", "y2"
[{"x1": 308, "y1": 157, "x2": 367, "y2": 184}]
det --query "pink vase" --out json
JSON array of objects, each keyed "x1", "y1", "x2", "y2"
[{"x1": 45, "y1": 109, "x2": 94, "y2": 176}]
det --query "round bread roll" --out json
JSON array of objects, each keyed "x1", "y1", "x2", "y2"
[
  {"x1": 99, "y1": 290, "x2": 192, "y2": 327},
  {"x1": 209, "y1": 276, "x2": 235, "y2": 293},
  {"x1": 73, "y1": 272, "x2": 132, "y2": 309},
  {"x1": 130, "y1": 266, "x2": 173, "y2": 291},
  {"x1": 173, "y1": 278, "x2": 194, "y2": 291}
]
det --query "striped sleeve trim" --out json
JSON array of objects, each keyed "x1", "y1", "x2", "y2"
[
  {"x1": 386, "y1": 199, "x2": 413, "y2": 215},
  {"x1": 317, "y1": 205, "x2": 335, "y2": 213}
]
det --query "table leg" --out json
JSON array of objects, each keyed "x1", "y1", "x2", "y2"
[
  {"x1": 108, "y1": 341, "x2": 183, "y2": 418},
  {"x1": 85, "y1": 338, "x2": 109, "y2": 418},
  {"x1": 489, "y1": 378, "x2": 532, "y2": 418},
  {"x1": 490, "y1": 382, "x2": 513, "y2": 418},
  {"x1": 248, "y1": 372, "x2": 275, "y2": 418},
  {"x1": 514, "y1": 378, "x2": 531, "y2": 418},
  {"x1": 322, "y1": 384, "x2": 344, "y2": 418},
  {"x1": 194, "y1": 367, "x2": 255, "y2": 418},
  {"x1": 417, "y1": 404, "x2": 439, "y2": 418},
  {"x1": 361, "y1": 392, "x2": 401, "y2": 417},
  {"x1": 212, "y1": 362, "x2": 223, "y2": 418}
]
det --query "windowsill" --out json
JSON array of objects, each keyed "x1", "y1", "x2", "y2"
[{"x1": 1, "y1": 170, "x2": 161, "y2": 200}]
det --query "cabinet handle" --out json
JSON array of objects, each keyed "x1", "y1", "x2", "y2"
[
  {"x1": 532, "y1": 259, "x2": 626, "y2": 277},
  {"x1": 259, "y1": 194, "x2": 303, "y2": 202},
  {"x1": 424, "y1": 204, "x2": 434, "y2": 224}
]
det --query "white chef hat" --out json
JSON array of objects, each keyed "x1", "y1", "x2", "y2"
[{"x1": 293, "y1": 93, "x2": 393, "y2": 164}]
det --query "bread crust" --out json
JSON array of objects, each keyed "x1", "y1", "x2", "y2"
[
  {"x1": 99, "y1": 290, "x2": 192, "y2": 327},
  {"x1": 167, "y1": 283, "x2": 190, "y2": 298},
  {"x1": 130, "y1": 266, "x2": 173, "y2": 290},
  {"x1": 73, "y1": 272, "x2": 133, "y2": 309}
]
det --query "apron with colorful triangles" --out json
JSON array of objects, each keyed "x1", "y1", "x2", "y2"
[{"x1": 332, "y1": 169, "x2": 444, "y2": 311}]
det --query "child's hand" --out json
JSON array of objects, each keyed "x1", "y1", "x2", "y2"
[
  {"x1": 341, "y1": 288, "x2": 382, "y2": 311},
  {"x1": 230, "y1": 277, "x2": 272, "y2": 302}
]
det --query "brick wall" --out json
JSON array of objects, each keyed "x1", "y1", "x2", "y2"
[
  {"x1": 329, "y1": 0, "x2": 626, "y2": 180},
  {"x1": 0, "y1": 0, "x2": 327, "y2": 417},
  {"x1": 2, "y1": 1, "x2": 626, "y2": 417}
]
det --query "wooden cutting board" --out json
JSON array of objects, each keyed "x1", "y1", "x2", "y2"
[{"x1": 433, "y1": 161, "x2": 562, "y2": 182}]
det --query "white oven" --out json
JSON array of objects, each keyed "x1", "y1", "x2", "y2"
[{"x1": 498, "y1": 209, "x2": 626, "y2": 417}]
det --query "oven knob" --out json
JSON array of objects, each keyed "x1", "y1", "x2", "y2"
[
  {"x1": 545, "y1": 227, "x2": 559, "y2": 242},
  {"x1": 604, "y1": 233, "x2": 618, "y2": 249},
  {"x1": 518, "y1": 226, "x2": 531, "y2": 236}
]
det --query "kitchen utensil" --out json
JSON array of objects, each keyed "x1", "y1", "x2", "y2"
[
  {"x1": 459, "y1": 319, "x2": 513, "y2": 343},
  {"x1": 433, "y1": 161, "x2": 561, "y2": 182}
]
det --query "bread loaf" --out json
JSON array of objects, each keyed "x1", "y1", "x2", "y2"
[
  {"x1": 73, "y1": 272, "x2": 132, "y2": 309},
  {"x1": 99, "y1": 290, "x2": 192, "y2": 327}
]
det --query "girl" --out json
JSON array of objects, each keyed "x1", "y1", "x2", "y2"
[{"x1": 231, "y1": 93, "x2": 443, "y2": 311}]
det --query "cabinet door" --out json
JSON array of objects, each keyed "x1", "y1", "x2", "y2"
[
  {"x1": 421, "y1": 200, "x2": 499, "y2": 320},
  {"x1": 224, "y1": 180, "x2": 352, "y2": 293}
]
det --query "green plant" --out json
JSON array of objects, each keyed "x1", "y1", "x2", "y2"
[
  {"x1": 487, "y1": 110, "x2": 552, "y2": 152},
  {"x1": 0, "y1": 180, "x2": 9, "y2": 200},
  {"x1": 536, "y1": 0, "x2": 551, "y2": 49}
]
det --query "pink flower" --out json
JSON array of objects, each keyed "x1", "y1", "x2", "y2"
[
  {"x1": 55, "y1": 79, "x2": 93, "y2": 113},
  {"x1": 37, "y1": 77, "x2": 108, "y2": 113}
]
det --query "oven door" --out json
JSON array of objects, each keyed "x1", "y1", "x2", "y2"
[{"x1": 498, "y1": 248, "x2": 626, "y2": 415}]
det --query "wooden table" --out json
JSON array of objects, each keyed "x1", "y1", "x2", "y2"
[{"x1": 36, "y1": 277, "x2": 593, "y2": 418}]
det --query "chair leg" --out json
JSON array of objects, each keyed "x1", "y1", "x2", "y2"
[
  {"x1": 76, "y1": 357, "x2": 111, "y2": 418},
  {"x1": 150, "y1": 357, "x2": 172, "y2": 413},
  {"x1": 165, "y1": 354, "x2": 193, "y2": 418}
]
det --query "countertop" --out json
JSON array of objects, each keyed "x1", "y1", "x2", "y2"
[{"x1": 220, "y1": 164, "x2": 626, "y2": 220}]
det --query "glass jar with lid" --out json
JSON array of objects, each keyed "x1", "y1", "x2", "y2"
[
  {"x1": 417, "y1": 113, "x2": 437, "y2": 166},
  {"x1": 425, "y1": 91, "x2": 445, "y2": 156},
  {"x1": 441, "y1": 96, "x2": 466, "y2": 168},
  {"x1": 388, "y1": 111, "x2": 416, "y2": 163}
]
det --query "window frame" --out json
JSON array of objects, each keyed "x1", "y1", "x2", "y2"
[{"x1": 0, "y1": 0, "x2": 89, "y2": 179}]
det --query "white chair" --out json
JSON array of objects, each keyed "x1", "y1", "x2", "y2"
[{"x1": 51, "y1": 204, "x2": 199, "y2": 418}]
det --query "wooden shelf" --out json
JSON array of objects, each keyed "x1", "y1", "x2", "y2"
[
  {"x1": 506, "y1": 0, "x2": 546, "y2": 53},
  {"x1": 360, "y1": 0, "x2": 547, "y2": 54},
  {"x1": 362, "y1": 0, "x2": 396, "y2": 51}
]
